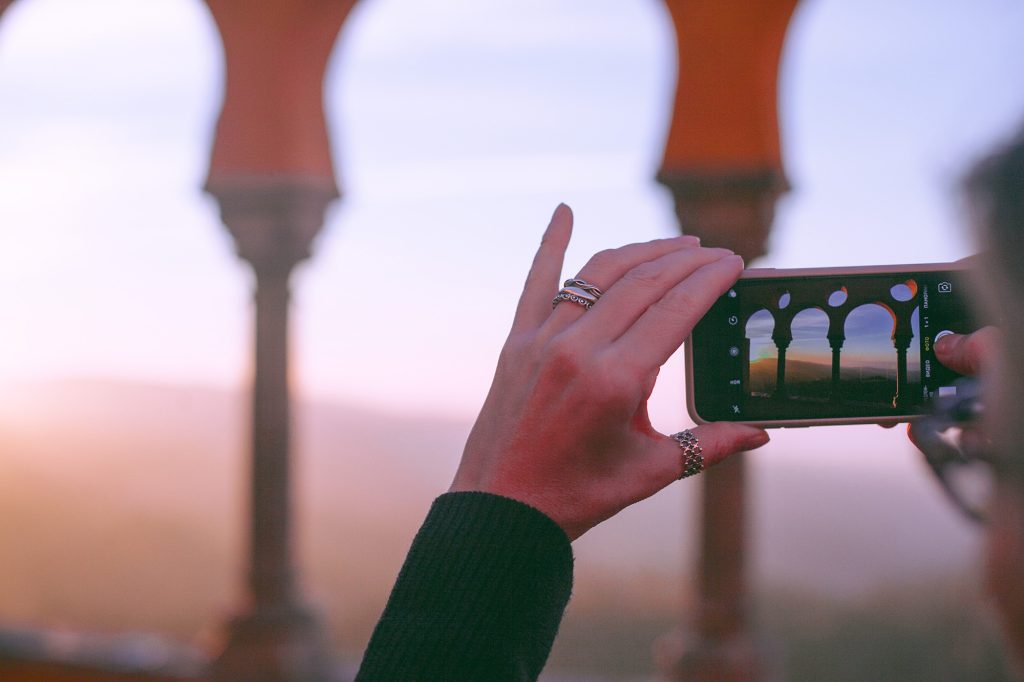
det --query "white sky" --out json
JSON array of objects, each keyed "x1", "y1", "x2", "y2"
[{"x1": 1, "y1": 0, "x2": 1023, "y2": 429}]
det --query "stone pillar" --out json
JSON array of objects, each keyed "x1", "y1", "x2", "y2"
[
  {"x1": 893, "y1": 331, "x2": 913, "y2": 409},
  {"x1": 656, "y1": 2, "x2": 799, "y2": 679},
  {"x1": 209, "y1": 179, "x2": 338, "y2": 682},
  {"x1": 773, "y1": 332, "x2": 792, "y2": 399},
  {"x1": 741, "y1": 337, "x2": 751, "y2": 393},
  {"x1": 828, "y1": 334, "x2": 845, "y2": 401},
  {"x1": 202, "y1": 1, "x2": 354, "y2": 679},
  {"x1": 657, "y1": 171, "x2": 788, "y2": 260}
]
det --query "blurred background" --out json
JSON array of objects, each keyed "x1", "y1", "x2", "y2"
[{"x1": 1, "y1": 0, "x2": 1023, "y2": 679}]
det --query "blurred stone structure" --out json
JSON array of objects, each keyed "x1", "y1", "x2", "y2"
[
  {"x1": 655, "y1": 1, "x2": 799, "y2": 680},
  {"x1": 202, "y1": 2, "x2": 355, "y2": 680},
  {"x1": 0, "y1": 0, "x2": 799, "y2": 680}
]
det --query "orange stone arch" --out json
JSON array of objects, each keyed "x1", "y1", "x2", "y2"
[{"x1": 658, "y1": 0, "x2": 799, "y2": 262}]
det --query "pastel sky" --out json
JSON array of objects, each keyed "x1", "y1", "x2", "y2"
[
  {"x1": 748, "y1": 304, "x2": 921, "y2": 372},
  {"x1": 1, "y1": 0, "x2": 1023, "y2": 431}
]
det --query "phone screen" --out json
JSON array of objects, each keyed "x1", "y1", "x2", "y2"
[{"x1": 688, "y1": 266, "x2": 975, "y2": 424}]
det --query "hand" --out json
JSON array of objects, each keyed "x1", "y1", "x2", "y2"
[
  {"x1": 908, "y1": 326, "x2": 1000, "y2": 452},
  {"x1": 450, "y1": 204, "x2": 770, "y2": 540}
]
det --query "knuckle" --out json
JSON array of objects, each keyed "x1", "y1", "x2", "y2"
[
  {"x1": 623, "y1": 261, "x2": 665, "y2": 288},
  {"x1": 584, "y1": 248, "x2": 617, "y2": 274},
  {"x1": 543, "y1": 335, "x2": 585, "y2": 378},
  {"x1": 653, "y1": 286, "x2": 700, "y2": 315}
]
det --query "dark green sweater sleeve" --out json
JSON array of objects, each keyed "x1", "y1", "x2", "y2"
[{"x1": 355, "y1": 491, "x2": 574, "y2": 681}]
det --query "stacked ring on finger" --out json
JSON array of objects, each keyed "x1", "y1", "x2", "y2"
[
  {"x1": 671, "y1": 429, "x2": 704, "y2": 479},
  {"x1": 562, "y1": 278, "x2": 604, "y2": 298},
  {"x1": 552, "y1": 278, "x2": 603, "y2": 311}
]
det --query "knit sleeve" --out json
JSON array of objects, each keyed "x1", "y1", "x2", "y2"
[{"x1": 355, "y1": 491, "x2": 574, "y2": 681}]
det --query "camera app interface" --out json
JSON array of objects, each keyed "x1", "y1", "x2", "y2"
[{"x1": 691, "y1": 270, "x2": 972, "y2": 422}]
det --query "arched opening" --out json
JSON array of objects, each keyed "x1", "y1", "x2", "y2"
[
  {"x1": 784, "y1": 307, "x2": 831, "y2": 401},
  {"x1": 842, "y1": 303, "x2": 901, "y2": 406},
  {"x1": 745, "y1": 308, "x2": 776, "y2": 396},
  {"x1": 0, "y1": 0, "x2": 233, "y2": 388}
]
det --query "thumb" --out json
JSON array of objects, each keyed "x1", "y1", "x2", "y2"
[
  {"x1": 685, "y1": 422, "x2": 770, "y2": 471},
  {"x1": 623, "y1": 423, "x2": 770, "y2": 517},
  {"x1": 647, "y1": 423, "x2": 769, "y2": 488},
  {"x1": 933, "y1": 327, "x2": 998, "y2": 377}
]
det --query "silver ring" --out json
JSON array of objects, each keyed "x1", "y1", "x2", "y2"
[
  {"x1": 671, "y1": 430, "x2": 704, "y2": 479},
  {"x1": 553, "y1": 278, "x2": 604, "y2": 310},
  {"x1": 552, "y1": 290, "x2": 596, "y2": 310},
  {"x1": 563, "y1": 278, "x2": 604, "y2": 298}
]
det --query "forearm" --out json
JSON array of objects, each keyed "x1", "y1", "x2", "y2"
[{"x1": 356, "y1": 492, "x2": 574, "y2": 681}]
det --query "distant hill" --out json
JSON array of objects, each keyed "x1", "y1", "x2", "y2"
[{"x1": 0, "y1": 379, "x2": 986, "y2": 677}]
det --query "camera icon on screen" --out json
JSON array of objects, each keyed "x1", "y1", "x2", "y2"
[{"x1": 937, "y1": 281, "x2": 952, "y2": 293}]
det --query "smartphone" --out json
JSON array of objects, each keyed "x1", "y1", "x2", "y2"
[{"x1": 685, "y1": 262, "x2": 977, "y2": 427}]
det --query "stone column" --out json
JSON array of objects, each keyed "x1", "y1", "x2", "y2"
[
  {"x1": 202, "y1": 1, "x2": 355, "y2": 678},
  {"x1": 209, "y1": 178, "x2": 338, "y2": 682},
  {"x1": 829, "y1": 334, "x2": 845, "y2": 401},
  {"x1": 893, "y1": 330, "x2": 913, "y2": 409},
  {"x1": 657, "y1": 179, "x2": 789, "y2": 682},
  {"x1": 773, "y1": 332, "x2": 792, "y2": 399},
  {"x1": 741, "y1": 337, "x2": 751, "y2": 393},
  {"x1": 656, "y1": 2, "x2": 799, "y2": 679}
]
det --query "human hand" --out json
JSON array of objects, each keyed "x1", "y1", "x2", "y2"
[
  {"x1": 907, "y1": 326, "x2": 1000, "y2": 451},
  {"x1": 449, "y1": 204, "x2": 770, "y2": 540}
]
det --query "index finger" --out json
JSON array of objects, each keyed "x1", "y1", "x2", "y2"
[{"x1": 609, "y1": 254, "x2": 744, "y2": 370}]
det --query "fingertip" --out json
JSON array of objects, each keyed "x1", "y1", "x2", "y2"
[
  {"x1": 689, "y1": 422, "x2": 769, "y2": 468},
  {"x1": 543, "y1": 203, "x2": 573, "y2": 246},
  {"x1": 743, "y1": 428, "x2": 770, "y2": 450},
  {"x1": 551, "y1": 202, "x2": 573, "y2": 224},
  {"x1": 934, "y1": 332, "x2": 961, "y2": 358}
]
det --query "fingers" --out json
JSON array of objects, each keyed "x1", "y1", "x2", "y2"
[
  {"x1": 510, "y1": 204, "x2": 574, "y2": 333},
  {"x1": 610, "y1": 254, "x2": 745, "y2": 370},
  {"x1": 570, "y1": 246, "x2": 735, "y2": 345},
  {"x1": 933, "y1": 326, "x2": 999, "y2": 376},
  {"x1": 541, "y1": 233, "x2": 701, "y2": 334},
  {"x1": 688, "y1": 422, "x2": 770, "y2": 468},
  {"x1": 640, "y1": 423, "x2": 769, "y2": 496}
]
